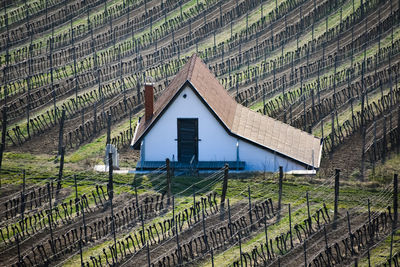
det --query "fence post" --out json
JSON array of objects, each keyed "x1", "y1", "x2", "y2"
[
  {"x1": 93, "y1": 102, "x2": 97, "y2": 135},
  {"x1": 333, "y1": 169, "x2": 340, "y2": 229},
  {"x1": 393, "y1": 174, "x2": 398, "y2": 230},
  {"x1": 58, "y1": 109, "x2": 65, "y2": 156},
  {"x1": 106, "y1": 113, "x2": 111, "y2": 145},
  {"x1": 397, "y1": 106, "x2": 400, "y2": 154},
  {"x1": 108, "y1": 152, "x2": 117, "y2": 262},
  {"x1": 389, "y1": 231, "x2": 394, "y2": 266},
  {"x1": 166, "y1": 158, "x2": 171, "y2": 206},
  {"x1": 50, "y1": 33, "x2": 56, "y2": 123},
  {"x1": 74, "y1": 174, "x2": 79, "y2": 216},
  {"x1": 193, "y1": 189, "x2": 196, "y2": 221},
  {"x1": 220, "y1": 164, "x2": 229, "y2": 219},
  {"x1": 264, "y1": 215, "x2": 268, "y2": 244},
  {"x1": 27, "y1": 36, "x2": 33, "y2": 139},
  {"x1": 361, "y1": 124, "x2": 366, "y2": 180},
  {"x1": 16, "y1": 233, "x2": 21, "y2": 265},
  {"x1": 278, "y1": 166, "x2": 283, "y2": 219},
  {"x1": 176, "y1": 200, "x2": 181, "y2": 264},
  {"x1": 228, "y1": 199, "x2": 233, "y2": 238},
  {"x1": 47, "y1": 182, "x2": 55, "y2": 255},
  {"x1": 81, "y1": 108, "x2": 85, "y2": 143},
  {"x1": 0, "y1": 106, "x2": 7, "y2": 170},
  {"x1": 331, "y1": 112, "x2": 335, "y2": 153},
  {"x1": 82, "y1": 199, "x2": 87, "y2": 243},
  {"x1": 202, "y1": 209, "x2": 208, "y2": 251},
  {"x1": 239, "y1": 232, "x2": 243, "y2": 267},
  {"x1": 57, "y1": 146, "x2": 65, "y2": 195},
  {"x1": 147, "y1": 241, "x2": 151, "y2": 267},
  {"x1": 79, "y1": 239, "x2": 84, "y2": 266},
  {"x1": 211, "y1": 249, "x2": 214, "y2": 267},
  {"x1": 248, "y1": 186, "x2": 253, "y2": 229},
  {"x1": 306, "y1": 191, "x2": 310, "y2": 222},
  {"x1": 21, "y1": 170, "x2": 26, "y2": 226},
  {"x1": 289, "y1": 203, "x2": 293, "y2": 248}
]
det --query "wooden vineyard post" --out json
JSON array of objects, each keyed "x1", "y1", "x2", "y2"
[
  {"x1": 140, "y1": 204, "x2": 145, "y2": 246},
  {"x1": 211, "y1": 249, "x2": 214, "y2": 267},
  {"x1": 16, "y1": 232, "x2": 22, "y2": 265},
  {"x1": 238, "y1": 232, "x2": 243, "y2": 267},
  {"x1": 47, "y1": 182, "x2": 55, "y2": 255},
  {"x1": 58, "y1": 109, "x2": 65, "y2": 156},
  {"x1": 81, "y1": 108, "x2": 85, "y2": 143},
  {"x1": 50, "y1": 31, "x2": 56, "y2": 124},
  {"x1": 74, "y1": 174, "x2": 79, "y2": 216},
  {"x1": 303, "y1": 239, "x2": 307, "y2": 267},
  {"x1": 79, "y1": 239, "x2": 84, "y2": 266},
  {"x1": 82, "y1": 197, "x2": 87, "y2": 243},
  {"x1": 264, "y1": 214, "x2": 268, "y2": 244},
  {"x1": 248, "y1": 186, "x2": 254, "y2": 230},
  {"x1": 172, "y1": 195, "x2": 175, "y2": 235},
  {"x1": 108, "y1": 152, "x2": 117, "y2": 262},
  {"x1": 193, "y1": 189, "x2": 196, "y2": 221},
  {"x1": 397, "y1": 106, "x2": 400, "y2": 154},
  {"x1": 333, "y1": 169, "x2": 340, "y2": 229},
  {"x1": 21, "y1": 170, "x2": 26, "y2": 228},
  {"x1": 147, "y1": 241, "x2": 151, "y2": 267},
  {"x1": 93, "y1": 102, "x2": 97, "y2": 135},
  {"x1": 175, "y1": 198, "x2": 181, "y2": 265},
  {"x1": 57, "y1": 146, "x2": 65, "y2": 195},
  {"x1": 306, "y1": 191, "x2": 310, "y2": 223},
  {"x1": 393, "y1": 174, "x2": 398, "y2": 230},
  {"x1": 278, "y1": 166, "x2": 283, "y2": 219},
  {"x1": 166, "y1": 158, "x2": 171, "y2": 206},
  {"x1": 289, "y1": 203, "x2": 293, "y2": 248},
  {"x1": 331, "y1": 112, "x2": 335, "y2": 153},
  {"x1": 220, "y1": 164, "x2": 229, "y2": 219},
  {"x1": 0, "y1": 106, "x2": 7, "y2": 170},
  {"x1": 303, "y1": 92, "x2": 307, "y2": 132},
  {"x1": 389, "y1": 230, "x2": 394, "y2": 267},
  {"x1": 26, "y1": 36, "x2": 32, "y2": 139},
  {"x1": 228, "y1": 199, "x2": 233, "y2": 239},
  {"x1": 129, "y1": 109, "x2": 132, "y2": 139},
  {"x1": 106, "y1": 113, "x2": 111, "y2": 145},
  {"x1": 71, "y1": 18, "x2": 78, "y2": 104},
  {"x1": 202, "y1": 209, "x2": 208, "y2": 251}
]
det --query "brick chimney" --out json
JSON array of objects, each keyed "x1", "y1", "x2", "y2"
[{"x1": 144, "y1": 80, "x2": 154, "y2": 121}]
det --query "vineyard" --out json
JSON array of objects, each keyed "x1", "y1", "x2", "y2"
[{"x1": 0, "y1": 0, "x2": 399, "y2": 266}]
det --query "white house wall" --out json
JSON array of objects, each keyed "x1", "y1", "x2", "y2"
[
  {"x1": 142, "y1": 85, "x2": 307, "y2": 172},
  {"x1": 237, "y1": 139, "x2": 305, "y2": 172}
]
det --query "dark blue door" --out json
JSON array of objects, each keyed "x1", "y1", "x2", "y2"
[{"x1": 177, "y1": 119, "x2": 198, "y2": 163}]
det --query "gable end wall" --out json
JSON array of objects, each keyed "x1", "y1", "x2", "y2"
[{"x1": 142, "y1": 86, "x2": 306, "y2": 171}]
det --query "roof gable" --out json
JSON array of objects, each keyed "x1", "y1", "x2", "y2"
[{"x1": 132, "y1": 54, "x2": 322, "y2": 168}]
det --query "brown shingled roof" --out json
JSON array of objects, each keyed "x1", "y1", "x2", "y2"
[{"x1": 132, "y1": 54, "x2": 322, "y2": 168}]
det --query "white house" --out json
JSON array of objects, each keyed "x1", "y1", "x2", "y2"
[{"x1": 131, "y1": 54, "x2": 322, "y2": 172}]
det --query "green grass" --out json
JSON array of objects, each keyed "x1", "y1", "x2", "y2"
[
  {"x1": 0, "y1": 148, "x2": 398, "y2": 266},
  {"x1": 359, "y1": 230, "x2": 400, "y2": 266}
]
